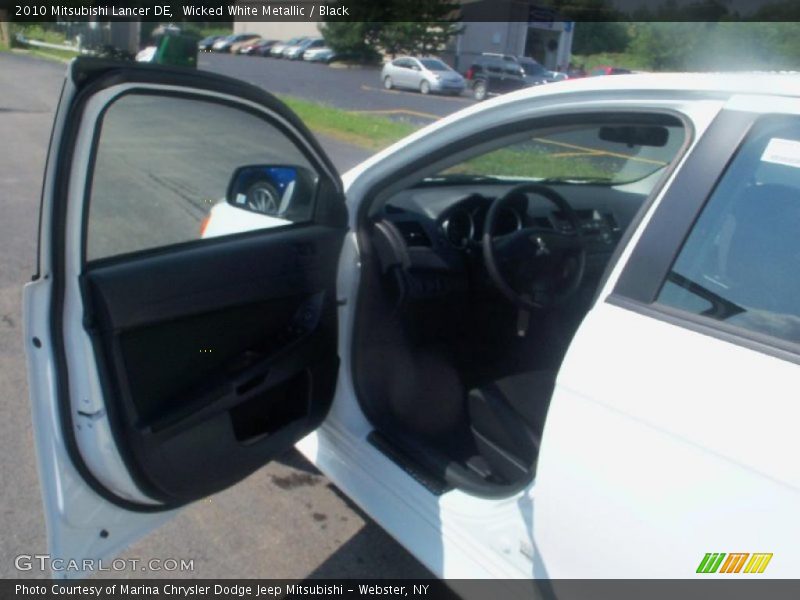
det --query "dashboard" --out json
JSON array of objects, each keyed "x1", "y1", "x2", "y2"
[{"x1": 370, "y1": 181, "x2": 646, "y2": 300}]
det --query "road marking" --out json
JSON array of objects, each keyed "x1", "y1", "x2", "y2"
[
  {"x1": 360, "y1": 84, "x2": 472, "y2": 104},
  {"x1": 534, "y1": 137, "x2": 668, "y2": 166},
  {"x1": 550, "y1": 151, "x2": 603, "y2": 158},
  {"x1": 352, "y1": 108, "x2": 441, "y2": 121}
]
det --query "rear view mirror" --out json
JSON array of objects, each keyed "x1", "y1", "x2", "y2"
[
  {"x1": 227, "y1": 165, "x2": 316, "y2": 217},
  {"x1": 598, "y1": 125, "x2": 669, "y2": 147}
]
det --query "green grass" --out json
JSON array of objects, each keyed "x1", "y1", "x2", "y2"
[
  {"x1": 12, "y1": 24, "x2": 69, "y2": 46},
  {"x1": 27, "y1": 47, "x2": 80, "y2": 62},
  {"x1": 6, "y1": 23, "x2": 78, "y2": 62},
  {"x1": 279, "y1": 95, "x2": 615, "y2": 180},
  {"x1": 446, "y1": 147, "x2": 614, "y2": 181},
  {"x1": 279, "y1": 95, "x2": 418, "y2": 151}
]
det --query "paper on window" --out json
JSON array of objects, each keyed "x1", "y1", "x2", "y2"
[{"x1": 761, "y1": 137, "x2": 800, "y2": 169}]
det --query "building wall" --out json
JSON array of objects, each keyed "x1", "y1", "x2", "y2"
[
  {"x1": 526, "y1": 21, "x2": 574, "y2": 70},
  {"x1": 448, "y1": 21, "x2": 528, "y2": 70},
  {"x1": 233, "y1": 21, "x2": 320, "y2": 41},
  {"x1": 444, "y1": 1, "x2": 573, "y2": 72}
]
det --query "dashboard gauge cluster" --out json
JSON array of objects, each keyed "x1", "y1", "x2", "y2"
[{"x1": 441, "y1": 194, "x2": 524, "y2": 248}]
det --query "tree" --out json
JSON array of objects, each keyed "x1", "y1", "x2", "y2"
[
  {"x1": 546, "y1": 0, "x2": 630, "y2": 55},
  {"x1": 627, "y1": 23, "x2": 705, "y2": 70},
  {"x1": 319, "y1": 2, "x2": 392, "y2": 62},
  {"x1": 377, "y1": 1, "x2": 462, "y2": 57},
  {"x1": 0, "y1": 12, "x2": 9, "y2": 48},
  {"x1": 572, "y1": 22, "x2": 631, "y2": 55}
]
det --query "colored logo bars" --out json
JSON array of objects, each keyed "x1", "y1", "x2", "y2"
[{"x1": 697, "y1": 553, "x2": 773, "y2": 574}]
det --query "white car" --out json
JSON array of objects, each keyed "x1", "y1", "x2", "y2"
[
  {"x1": 25, "y1": 58, "x2": 800, "y2": 581},
  {"x1": 270, "y1": 36, "x2": 305, "y2": 58},
  {"x1": 134, "y1": 46, "x2": 156, "y2": 63},
  {"x1": 303, "y1": 45, "x2": 336, "y2": 63},
  {"x1": 381, "y1": 56, "x2": 466, "y2": 95}
]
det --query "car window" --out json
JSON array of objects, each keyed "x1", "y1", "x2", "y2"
[
  {"x1": 486, "y1": 60, "x2": 502, "y2": 74},
  {"x1": 86, "y1": 93, "x2": 318, "y2": 262},
  {"x1": 420, "y1": 58, "x2": 448, "y2": 71},
  {"x1": 436, "y1": 119, "x2": 685, "y2": 184},
  {"x1": 656, "y1": 116, "x2": 800, "y2": 345},
  {"x1": 522, "y1": 62, "x2": 547, "y2": 76}
]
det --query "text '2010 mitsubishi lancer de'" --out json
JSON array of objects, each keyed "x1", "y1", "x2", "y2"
[{"x1": 24, "y1": 58, "x2": 800, "y2": 579}]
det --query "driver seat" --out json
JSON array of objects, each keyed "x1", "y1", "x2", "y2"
[{"x1": 467, "y1": 370, "x2": 556, "y2": 484}]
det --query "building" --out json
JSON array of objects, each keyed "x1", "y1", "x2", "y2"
[{"x1": 447, "y1": 1, "x2": 574, "y2": 71}]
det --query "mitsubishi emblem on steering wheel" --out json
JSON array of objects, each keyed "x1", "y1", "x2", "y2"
[{"x1": 532, "y1": 235, "x2": 550, "y2": 257}]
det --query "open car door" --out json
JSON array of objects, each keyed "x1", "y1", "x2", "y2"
[{"x1": 23, "y1": 59, "x2": 347, "y2": 576}]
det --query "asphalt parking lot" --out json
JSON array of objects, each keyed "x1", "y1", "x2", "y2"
[
  {"x1": 199, "y1": 53, "x2": 473, "y2": 124},
  {"x1": 0, "y1": 52, "x2": 433, "y2": 579}
]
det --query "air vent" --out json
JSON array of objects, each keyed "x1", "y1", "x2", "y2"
[
  {"x1": 394, "y1": 221, "x2": 432, "y2": 247},
  {"x1": 603, "y1": 212, "x2": 619, "y2": 231}
]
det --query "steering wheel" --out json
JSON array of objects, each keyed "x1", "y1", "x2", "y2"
[{"x1": 483, "y1": 184, "x2": 586, "y2": 311}]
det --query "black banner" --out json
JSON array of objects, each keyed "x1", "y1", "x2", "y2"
[
  {"x1": 3, "y1": 0, "x2": 800, "y2": 23},
  {"x1": 6, "y1": 580, "x2": 800, "y2": 600}
]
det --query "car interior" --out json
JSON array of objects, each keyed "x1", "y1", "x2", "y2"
[{"x1": 351, "y1": 112, "x2": 688, "y2": 497}]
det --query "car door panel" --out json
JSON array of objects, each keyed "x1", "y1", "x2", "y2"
[
  {"x1": 25, "y1": 58, "x2": 347, "y2": 571},
  {"x1": 82, "y1": 226, "x2": 342, "y2": 502}
]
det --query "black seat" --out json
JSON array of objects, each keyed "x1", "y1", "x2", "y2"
[{"x1": 467, "y1": 370, "x2": 556, "y2": 484}]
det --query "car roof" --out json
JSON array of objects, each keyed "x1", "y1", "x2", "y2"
[{"x1": 547, "y1": 72, "x2": 800, "y2": 97}]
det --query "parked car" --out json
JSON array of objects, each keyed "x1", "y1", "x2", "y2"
[
  {"x1": 197, "y1": 35, "x2": 223, "y2": 53},
  {"x1": 232, "y1": 37, "x2": 263, "y2": 55},
  {"x1": 211, "y1": 34, "x2": 259, "y2": 53},
  {"x1": 517, "y1": 57, "x2": 564, "y2": 86},
  {"x1": 566, "y1": 63, "x2": 588, "y2": 78},
  {"x1": 27, "y1": 58, "x2": 800, "y2": 580},
  {"x1": 303, "y1": 46, "x2": 337, "y2": 63},
  {"x1": 589, "y1": 65, "x2": 633, "y2": 76},
  {"x1": 381, "y1": 56, "x2": 466, "y2": 95},
  {"x1": 135, "y1": 33, "x2": 198, "y2": 68},
  {"x1": 465, "y1": 53, "x2": 527, "y2": 100},
  {"x1": 228, "y1": 35, "x2": 262, "y2": 55},
  {"x1": 134, "y1": 46, "x2": 156, "y2": 62},
  {"x1": 270, "y1": 36, "x2": 306, "y2": 58},
  {"x1": 241, "y1": 39, "x2": 278, "y2": 57},
  {"x1": 284, "y1": 37, "x2": 325, "y2": 60}
]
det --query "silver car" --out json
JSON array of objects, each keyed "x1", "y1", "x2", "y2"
[
  {"x1": 381, "y1": 56, "x2": 465, "y2": 95},
  {"x1": 270, "y1": 36, "x2": 306, "y2": 58}
]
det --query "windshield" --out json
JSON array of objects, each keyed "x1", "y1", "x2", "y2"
[
  {"x1": 420, "y1": 59, "x2": 449, "y2": 71},
  {"x1": 434, "y1": 121, "x2": 686, "y2": 184},
  {"x1": 521, "y1": 62, "x2": 547, "y2": 76}
]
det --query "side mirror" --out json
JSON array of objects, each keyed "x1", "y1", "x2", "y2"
[
  {"x1": 598, "y1": 125, "x2": 669, "y2": 148},
  {"x1": 227, "y1": 165, "x2": 317, "y2": 217}
]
